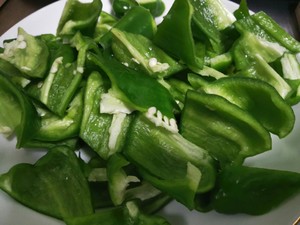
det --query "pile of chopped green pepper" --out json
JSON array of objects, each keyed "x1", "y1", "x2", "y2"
[{"x1": 0, "y1": 0, "x2": 300, "y2": 224}]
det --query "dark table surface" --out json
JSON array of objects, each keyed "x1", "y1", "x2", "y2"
[{"x1": 0, "y1": 0, "x2": 299, "y2": 39}]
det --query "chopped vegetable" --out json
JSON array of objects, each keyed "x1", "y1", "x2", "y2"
[
  {"x1": 0, "y1": 146, "x2": 93, "y2": 219},
  {"x1": 0, "y1": 0, "x2": 300, "y2": 224},
  {"x1": 210, "y1": 165, "x2": 300, "y2": 215},
  {"x1": 0, "y1": 28, "x2": 49, "y2": 78}
]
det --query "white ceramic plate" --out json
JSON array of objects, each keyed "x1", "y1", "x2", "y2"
[{"x1": 1, "y1": 0, "x2": 300, "y2": 224}]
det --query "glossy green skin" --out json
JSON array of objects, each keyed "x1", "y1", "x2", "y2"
[
  {"x1": 99, "y1": 6, "x2": 157, "y2": 49},
  {"x1": 57, "y1": 0, "x2": 102, "y2": 37},
  {"x1": 0, "y1": 146, "x2": 94, "y2": 219},
  {"x1": 123, "y1": 114, "x2": 217, "y2": 209},
  {"x1": 211, "y1": 165, "x2": 300, "y2": 215},
  {"x1": 180, "y1": 89, "x2": 271, "y2": 166},
  {"x1": 88, "y1": 52, "x2": 177, "y2": 119},
  {"x1": 113, "y1": 0, "x2": 165, "y2": 17},
  {"x1": 154, "y1": 0, "x2": 203, "y2": 70},
  {"x1": 113, "y1": 0, "x2": 138, "y2": 17},
  {"x1": 111, "y1": 28, "x2": 184, "y2": 78},
  {"x1": 65, "y1": 201, "x2": 170, "y2": 225},
  {"x1": 0, "y1": 73, "x2": 40, "y2": 148}
]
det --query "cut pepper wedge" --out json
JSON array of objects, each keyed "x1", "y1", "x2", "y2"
[
  {"x1": 0, "y1": 146, "x2": 93, "y2": 219},
  {"x1": 57, "y1": 0, "x2": 102, "y2": 38},
  {"x1": 0, "y1": 73, "x2": 40, "y2": 148},
  {"x1": 99, "y1": 6, "x2": 157, "y2": 49},
  {"x1": 211, "y1": 165, "x2": 300, "y2": 215},
  {"x1": 180, "y1": 90, "x2": 272, "y2": 166},
  {"x1": 88, "y1": 52, "x2": 178, "y2": 119},
  {"x1": 123, "y1": 113, "x2": 217, "y2": 209},
  {"x1": 189, "y1": 75, "x2": 295, "y2": 138},
  {"x1": 154, "y1": 0, "x2": 203, "y2": 71}
]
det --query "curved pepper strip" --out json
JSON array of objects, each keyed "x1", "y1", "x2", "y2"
[
  {"x1": 0, "y1": 57, "x2": 30, "y2": 88},
  {"x1": 25, "y1": 34, "x2": 82, "y2": 117},
  {"x1": 56, "y1": 0, "x2": 102, "y2": 38},
  {"x1": 40, "y1": 61, "x2": 83, "y2": 117},
  {"x1": 232, "y1": 34, "x2": 292, "y2": 100},
  {"x1": 34, "y1": 88, "x2": 84, "y2": 141},
  {"x1": 87, "y1": 52, "x2": 178, "y2": 119},
  {"x1": 188, "y1": 75, "x2": 295, "y2": 138},
  {"x1": 107, "y1": 154, "x2": 139, "y2": 205},
  {"x1": 252, "y1": 11, "x2": 300, "y2": 53},
  {"x1": 0, "y1": 28, "x2": 49, "y2": 79},
  {"x1": 180, "y1": 90, "x2": 272, "y2": 166},
  {"x1": 233, "y1": 0, "x2": 250, "y2": 20},
  {"x1": 94, "y1": 12, "x2": 118, "y2": 40},
  {"x1": 99, "y1": 6, "x2": 157, "y2": 49},
  {"x1": 123, "y1": 114, "x2": 217, "y2": 209},
  {"x1": 38, "y1": 33, "x2": 77, "y2": 67},
  {"x1": 190, "y1": 0, "x2": 236, "y2": 54},
  {"x1": 137, "y1": 0, "x2": 166, "y2": 17},
  {"x1": 107, "y1": 154, "x2": 166, "y2": 208},
  {"x1": 153, "y1": 0, "x2": 203, "y2": 71},
  {"x1": 0, "y1": 146, "x2": 93, "y2": 219},
  {"x1": 80, "y1": 71, "x2": 113, "y2": 159},
  {"x1": 211, "y1": 165, "x2": 300, "y2": 215},
  {"x1": 112, "y1": 0, "x2": 138, "y2": 17},
  {"x1": 0, "y1": 73, "x2": 40, "y2": 148},
  {"x1": 111, "y1": 28, "x2": 184, "y2": 79}
]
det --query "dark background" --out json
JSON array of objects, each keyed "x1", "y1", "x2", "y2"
[
  {"x1": 231, "y1": 0, "x2": 300, "y2": 40},
  {"x1": 0, "y1": 0, "x2": 299, "y2": 39}
]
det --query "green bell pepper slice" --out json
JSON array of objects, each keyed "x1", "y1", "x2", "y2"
[
  {"x1": 25, "y1": 32, "x2": 86, "y2": 117},
  {"x1": 123, "y1": 113, "x2": 217, "y2": 209},
  {"x1": 0, "y1": 28, "x2": 49, "y2": 79},
  {"x1": 112, "y1": 0, "x2": 165, "y2": 18},
  {"x1": 189, "y1": 0, "x2": 236, "y2": 54},
  {"x1": 80, "y1": 71, "x2": 113, "y2": 159},
  {"x1": 107, "y1": 154, "x2": 139, "y2": 205},
  {"x1": 112, "y1": 0, "x2": 139, "y2": 17},
  {"x1": 232, "y1": 33, "x2": 293, "y2": 100},
  {"x1": 0, "y1": 57, "x2": 30, "y2": 88},
  {"x1": 88, "y1": 52, "x2": 178, "y2": 119},
  {"x1": 57, "y1": 0, "x2": 102, "y2": 38},
  {"x1": 154, "y1": 0, "x2": 203, "y2": 71},
  {"x1": 233, "y1": 0, "x2": 250, "y2": 20},
  {"x1": 136, "y1": 0, "x2": 165, "y2": 17},
  {"x1": 238, "y1": 53, "x2": 292, "y2": 100},
  {"x1": 189, "y1": 75, "x2": 295, "y2": 138},
  {"x1": 94, "y1": 12, "x2": 118, "y2": 40},
  {"x1": 37, "y1": 33, "x2": 77, "y2": 66},
  {"x1": 107, "y1": 154, "x2": 165, "y2": 207},
  {"x1": 80, "y1": 71, "x2": 133, "y2": 159},
  {"x1": 180, "y1": 90, "x2": 271, "y2": 166},
  {"x1": 232, "y1": 32, "x2": 286, "y2": 69},
  {"x1": 211, "y1": 165, "x2": 300, "y2": 215},
  {"x1": 34, "y1": 87, "x2": 84, "y2": 141},
  {"x1": 0, "y1": 73, "x2": 40, "y2": 147},
  {"x1": 234, "y1": 14, "x2": 278, "y2": 44},
  {"x1": 70, "y1": 32, "x2": 101, "y2": 72},
  {"x1": 0, "y1": 146, "x2": 93, "y2": 219},
  {"x1": 278, "y1": 53, "x2": 300, "y2": 105},
  {"x1": 65, "y1": 201, "x2": 170, "y2": 225},
  {"x1": 22, "y1": 138, "x2": 79, "y2": 150},
  {"x1": 41, "y1": 60, "x2": 83, "y2": 116},
  {"x1": 111, "y1": 28, "x2": 184, "y2": 78},
  {"x1": 99, "y1": 6, "x2": 157, "y2": 49},
  {"x1": 252, "y1": 11, "x2": 300, "y2": 53},
  {"x1": 280, "y1": 53, "x2": 300, "y2": 80}
]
